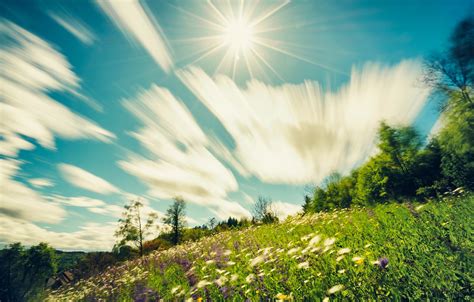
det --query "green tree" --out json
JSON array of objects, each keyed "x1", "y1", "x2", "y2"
[
  {"x1": 355, "y1": 155, "x2": 391, "y2": 205},
  {"x1": 115, "y1": 199, "x2": 159, "y2": 257},
  {"x1": 163, "y1": 198, "x2": 187, "y2": 245},
  {"x1": 0, "y1": 242, "x2": 57, "y2": 301}
]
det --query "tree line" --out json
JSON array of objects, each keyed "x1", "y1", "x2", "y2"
[{"x1": 303, "y1": 16, "x2": 473, "y2": 213}]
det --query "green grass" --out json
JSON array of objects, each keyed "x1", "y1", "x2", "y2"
[{"x1": 47, "y1": 195, "x2": 473, "y2": 301}]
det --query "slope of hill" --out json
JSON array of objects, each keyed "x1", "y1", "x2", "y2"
[{"x1": 47, "y1": 195, "x2": 473, "y2": 301}]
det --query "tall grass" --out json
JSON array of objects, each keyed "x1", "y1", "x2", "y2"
[{"x1": 47, "y1": 195, "x2": 473, "y2": 301}]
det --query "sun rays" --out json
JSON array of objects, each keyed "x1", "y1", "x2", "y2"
[{"x1": 170, "y1": 0, "x2": 341, "y2": 81}]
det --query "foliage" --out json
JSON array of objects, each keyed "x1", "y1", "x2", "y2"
[
  {"x1": 55, "y1": 251, "x2": 86, "y2": 273},
  {"x1": 163, "y1": 198, "x2": 187, "y2": 245},
  {"x1": 0, "y1": 242, "x2": 57, "y2": 301},
  {"x1": 74, "y1": 251, "x2": 120, "y2": 280},
  {"x1": 115, "y1": 199, "x2": 159, "y2": 257},
  {"x1": 46, "y1": 195, "x2": 474, "y2": 301}
]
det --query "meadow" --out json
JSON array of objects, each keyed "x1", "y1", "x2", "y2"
[{"x1": 47, "y1": 194, "x2": 473, "y2": 301}]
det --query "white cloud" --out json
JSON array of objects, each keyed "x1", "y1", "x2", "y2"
[
  {"x1": 0, "y1": 159, "x2": 65, "y2": 224},
  {"x1": 58, "y1": 163, "x2": 120, "y2": 195},
  {"x1": 271, "y1": 201, "x2": 302, "y2": 220},
  {"x1": 118, "y1": 85, "x2": 251, "y2": 219},
  {"x1": 49, "y1": 195, "x2": 106, "y2": 207},
  {"x1": 96, "y1": 0, "x2": 173, "y2": 72},
  {"x1": 0, "y1": 21, "x2": 114, "y2": 157},
  {"x1": 28, "y1": 178, "x2": 54, "y2": 188},
  {"x1": 0, "y1": 217, "x2": 116, "y2": 251},
  {"x1": 177, "y1": 62, "x2": 431, "y2": 184},
  {"x1": 208, "y1": 200, "x2": 251, "y2": 220},
  {"x1": 48, "y1": 12, "x2": 97, "y2": 45},
  {"x1": 119, "y1": 85, "x2": 239, "y2": 210}
]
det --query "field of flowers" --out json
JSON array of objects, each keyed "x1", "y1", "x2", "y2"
[{"x1": 47, "y1": 195, "x2": 473, "y2": 301}]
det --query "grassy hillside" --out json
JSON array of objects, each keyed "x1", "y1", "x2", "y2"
[{"x1": 47, "y1": 195, "x2": 473, "y2": 301}]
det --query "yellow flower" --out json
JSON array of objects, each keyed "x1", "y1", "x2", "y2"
[
  {"x1": 352, "y1": 256, "x2": 364, "y2": 265},
  {"x1": 197, "y1": 298, "x2": 203, "y2": 302},
  {"x1": 275, "y1": 293, "x2": 291, "y2": 300}
]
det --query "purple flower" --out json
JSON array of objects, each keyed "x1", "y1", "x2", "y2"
[{"x1": 378, "y1": 257, "x2": 389, "y2": 269}]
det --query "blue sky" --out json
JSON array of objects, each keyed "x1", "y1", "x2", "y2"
[{"x1": 1, "y1": 0, "x2": 472, "y2": 250}]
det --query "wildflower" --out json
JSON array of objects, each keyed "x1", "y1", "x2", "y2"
[
  {"x1": 378, "y1": 257, "x2": 389, "y2": 269},
  {"x1": 308, "y1": 235, "x2": 321, "y2": 247},
  {"x1": 215, "y1": 276, "x2": 228, "y2": 286},
  {"x1": 338, "y1": 269, "x2": 346, "y2": 274},
  {"x1": 245, "y1": 273, "x2": 255, "y2": 283},
  {"x1": 323, "y1": 297, "x2": 330, "y2": 302},
  {"x1": 216, "y1": 269, "x2": 225, "y2": 274},
  {"x1": 275, "y1": 292, "x2": 291, "y2": 300},
  {"x1": 337, "y1": 248, "x2": 351, "y2": 255},
  {"x1": 197, "y1": 298, "x2": 203, "y2": 302},
  {"x1": 327, "y1": 284, "x2": 344, "y2": 295},
  {"x1": 227, "y1": 261, "x2": 236, "y2": 266},
  {"x1": 297, "y1": 261, "x2": 310, "y2": 269},
  {"x1": 287, "y1": 247, "x2": 300, "y2": 255},
  {"x1": 250, "y1": 255, "x2": 265, "y2": 267},
  {"x1": 364, "y1": 243, "x2": 372, "y2": 248},
  {"x1": 324, "y1": 237, "x2": 336, "y2": 246},
  {"x1": 336, "y1": 255, "x2": 345, "y2": 262},
  {"x1": 230, "y1": 274, "x2": 238, "y2": 282},
  {"x1": 258, "y1": 272, "x2": 266, "y2": 277},
  {"x1": 352, "y1": 256, "x2": 364, "y2": 265},
  {"x1": 171, "y1": 286, "x2": 181, "y2": 294},
  {"x1": 415, "y1": 205, "x2": 425, "y2": 211},
  {"x1": 196, "y1": 280, "x2": 211, "y2": 288},
  {"x1": 223, "y1": 250, "x2": 232, "y2": 256},
  {"x1": 205, "y1": 259, "x2": 215, "y2": 265}
]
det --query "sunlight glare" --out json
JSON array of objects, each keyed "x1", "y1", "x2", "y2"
[{"x1": 222, "y1": 19, "x2": 254, "y2": 53}]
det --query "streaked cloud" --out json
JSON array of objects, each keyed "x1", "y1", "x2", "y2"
[
  {"x1": 0, "y1": 21, "x2": 114, "y2": 158},
  {"x1": 208, "y1": 199, "x2": 251, "y2": 220},
  {"x1": 58, "y1": 163, "x2": 120, "y2": 195},
  {"x1": 0, "y1": 217, "x2": 117, "y2": 251},
  {"x1": 272, "y1": 201, "x2": 302, "y2": 220},
  {"x1": 28, "y1": 178, "x2": 54, "y2": 188},
  {"x1": 0, "y1": 159, "x2": 65, "y2": 224},
  {"x1": 177, "y1": 62, "x2": 431, "y2": 184},
  {"x1": 118, "y1": 85, "x2": 246, "y2": 217},
  {"x1": 96, "y1": 0, "x2": 173, "y2": 72},
  {"x1": 49, "y1": 195, "x2": 106, "y2": 207},
  {"x1": 48, "y1": 12, "x2": 97, "y2": 45}
]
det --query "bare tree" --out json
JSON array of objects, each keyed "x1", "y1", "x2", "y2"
[
  {"x1": 252, "y1": 196, "x2": 278, "y2": 224},
  {"x1": 423, "y1": 16, "x2": 474, "y2": 108},
  {"x1": 207, "y1": 217, "x2": 216, "y2": 230},
  {"x1": 163, "y1": 197, "x2": 187, "y2": 245},
  {"x1": 115, "y1": 199, "x2": 158, "y2": 257}
]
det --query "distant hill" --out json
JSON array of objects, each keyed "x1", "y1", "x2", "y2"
[{"x1": 47, "y1": 195, "x2": 473, "y2": 301}]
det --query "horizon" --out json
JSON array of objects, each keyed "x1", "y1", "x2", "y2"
[{"x1": 1, "y1": 0, "x2": 472, "y2": 251}]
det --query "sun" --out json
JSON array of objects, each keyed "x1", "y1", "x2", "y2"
[
  {"x1": 172, "y1": 0, "x2": 337, "y2": 80},
  {"x1": 222, "y1": 18, "x2": 254, "y2": 54}
]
